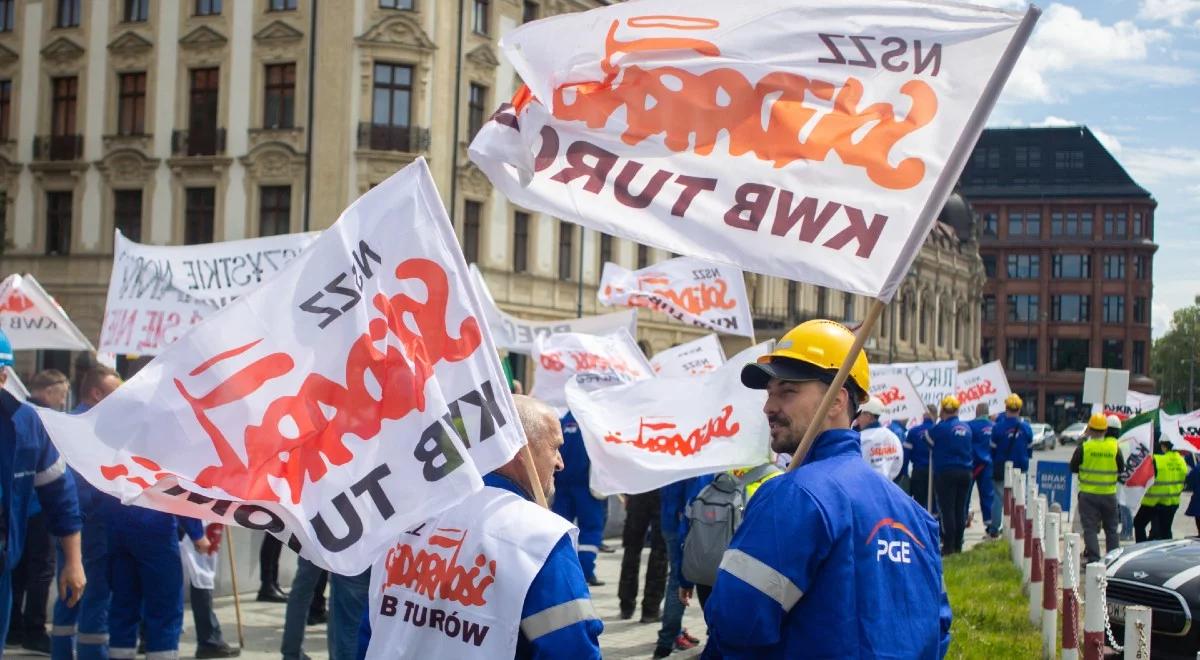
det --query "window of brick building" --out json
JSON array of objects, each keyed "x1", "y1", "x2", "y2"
[
  {"x1": 263, "y1": 63, "x2": 295, "y2": 129},
  {"x1": 1103, "y1": 210, "x2": 1127, "y2": 238},
  {"x1": 512, "y1": 211, "x2": 529, "y2": 273},
  {"x1": 1007, "y1": 294, "x2": 1038, "y2": 322},
  {"x1": 1051, "y1": 295, "x2": 1089, "y2": 323},
  {"x1": 113, "y1": 189, "x2": 142, "y2": 242},
  {"x1": 982, "y1": 254, "x2": 996, "y2": 278},
  {"x1": 1133, "y1": 341, "x2": 1146, "y2": 375},
  {"x1": 981, "y1": 338, "x2": 995, "y2": 363},
  {"x1": 1006, "y1": 254, "x2": 1039, "y2": 279},
  {"x1": 1103, "y1": 254, "x2": 1125, "y2": 280},
  {"x1": 1133, "y1": 297, "x2": 1148, "y2": 324},
  {"x1": 1052, "y1": 254, "x2": 1090, "y2": 279},
  {"x1": 981, "y1": 212, "x2": 998, "y2": 237},
  {"x1": 1051, "y1": 339, "x2": 1089, "y2": 372},
  {"x1": 1134, "y1": 255, "x2": 1150, "y2": 280},
  {"x1": 981, "y1": 295, "x2": 996, "y2": 322},
  {"x1": 259, "y1": 185, "x2": 290, "y2": 237},
  {"x1": 1102, "y1": 295, "x2": 1124, "y2": 324},
  {"x1": 1007, "y1": 210, "x2": 1040, "y2": 237},
  {"x1": 1102, "y1": 339, "x2": 1124, "y2": 369},
  {"x1": 1006, "y1": 339, "x2": 1037, "y2": 372},
  {"x1": 1051, "y1": 210, "x2": 1093, "y2": 238}
]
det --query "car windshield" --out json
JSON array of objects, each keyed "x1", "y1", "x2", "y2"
[
  {"x1": 1031, "y1": 424, "x2": 1049, "y2": 433},
  {"x1": 1063, "y1": 422, "x2": 1086, "y2": 433}
]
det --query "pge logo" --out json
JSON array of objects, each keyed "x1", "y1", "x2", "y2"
[{"x1": 865, "y1": 517, "x2": 925, "y2": 565}]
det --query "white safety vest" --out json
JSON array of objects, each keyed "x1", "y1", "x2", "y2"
[
  {"x1": 366, "y1": 485, "x2": 575, "y2": 659},
  {"x1": 860, "y1": 426, "x2": 903, "y2": 480}
]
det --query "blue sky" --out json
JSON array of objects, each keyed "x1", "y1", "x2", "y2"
[{"x1": 981, "y1": 0, "x2": 1200, "y2": 337}]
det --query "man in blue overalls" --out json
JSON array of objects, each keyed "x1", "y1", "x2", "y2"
[{"x1": 550, "y1": 412, "x2": 607, "y2": 586}]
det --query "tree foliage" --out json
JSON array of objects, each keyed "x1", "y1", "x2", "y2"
[{"x1": 1151, "y1": 305, "x2": 1200, "y2": 411}]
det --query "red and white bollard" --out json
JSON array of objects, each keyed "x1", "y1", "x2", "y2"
[
  {"x1": 1083, "y1": 562, "x2": 1106, "y2": 660},
  {"x1": 1042, "y1": 508, "x2": 1060, "y2": 659},
  {"x1": 1003, "y1": 462, "x2": 1014, "y2": 532},
  {"x1": 1029, "y1": 496, "x2": 1046, "y2": 622},
  {"x1": 1123, "y1": 605, "x2": 1151, "y2": 659},
  {"x1": 1023, "y1": 478, "x2": 1036, "y2": 586},
  {"x1": 1062, "y1": 532, "x2": 1082, "y2": 660},
  {"x1": 1013, "y1": 471, "x2": 1026, "y2": 567}
]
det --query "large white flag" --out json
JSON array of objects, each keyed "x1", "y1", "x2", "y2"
[
  {"x1": 955, "y1": 361, "x2": 1012, "y2": 421},
  {"x1": 0, "y1": 274, "x2": 94, "y2": 351},
  {"x1": 470, "y1": 0, "x2": 1037, "y2": 301},
  {"x1": 868, "y1": 370, "x2": 925, "y2": 423},
  {"x1": 1160, "y1": 409, "x2": 1200, "y2": 453},
  {"x1": 1093, "y1": 391, "x2": 1162, "y2": 422},
  {"x1": 598, "y1": 257, "x2": 753, "y2": 338},
  {"x1": 650, "y1": 334, "x2": 726, "y2": 378},
  {"x1": 1118, "y1": 421, "x2": 1156, "y2": 515},
  {"x1": 100, "y1": 230, "x2": 319, "y2": 355},
  {"x1": 468, "y1": 264, "x2": 637, "y2": 354},
  {"x1": 568, "y1": 343, "x2": 771, "y2": 495},
  {"x1": 37, "y1": 160, "x2": 526, "y2": 573},
  {"x1": 871, "y1": 361, "x2": 957, "y2": 411},
  {"x1": 530, "y1": 329, "x2": 653, "y2": 409}
]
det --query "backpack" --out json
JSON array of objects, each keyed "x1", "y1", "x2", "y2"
[{"x1": 681, "y1": 463, "x2": 780, "y2": 587}]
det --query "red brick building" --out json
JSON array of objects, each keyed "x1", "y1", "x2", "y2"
[{"x1": 961, "y1": 126, "x2": 1156, "y2": 430}]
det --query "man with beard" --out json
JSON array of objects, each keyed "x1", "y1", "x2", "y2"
[{"x1": 702, "y1": 320, "x2": 951, "y2": 658}]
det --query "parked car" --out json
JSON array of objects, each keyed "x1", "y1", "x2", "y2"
[
  {"x1": 1104, "y1": 538, "x2": 1200, "y2": 658},
  {"x1": 1030, "y1": 422, "x2": 1056, "y2": 450},
  {"x1": 1058, "y1": 421, "x2": 1088, "y2": 445}
]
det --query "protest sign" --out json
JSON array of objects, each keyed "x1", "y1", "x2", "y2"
[
  {"x1": 871, "y1": 361, "x2": 957, "y2": 411},
  {"x1": 650, "y1": 334, "x2": 726, "y2": 378},
  {"x1": 868, "y1": 370, "x2": 925, "y2": 423},
  {"x1": 530, "y1": 328, "x2": 653, "y2": 410},
  {"x1": 598, "y1": 257, "x2": 753, "y2": 338},
  {"x1": 1118, "y1": 421, "x2": 1156, "y2": 515},
  {"x1": 568, "y1": 342, "x2": 771, "y2": 495},
  {"x1": 955, "y1": 361, "x2": 1012, "y2": 421},
  {"x1": 0, "y1": 274, "x2": 94, "y2": 351},
  {"x1": 100, "y1": 230, "x2": 319, "y2": 355},
  {"x1": 469, "y1": 264, "x2": 637, "y2": 354},
  {"x1": 1036, "y1": 461, "x2": 1072, "y2": 513},
  {"x1": 470, "y1": 0, "x2": 1037, "y2": 302},
  {"x1": 37, "y1": 159, "x2": 527, "y2": 574},
  {"x1": 1160, "y1": 409, "x2": 1200, "y2": 453}
]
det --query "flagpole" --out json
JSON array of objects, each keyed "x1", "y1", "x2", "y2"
[
  {"x1": 223, "y1": 526, "x2": 246, "y2": 648},
  {"x1": 576, "y1": 228, "x2": 585, "y2": 318},
  {"x1": 787, "y1": 299, "x2": 885, "y2": 471},
  {"x1": 520, "y1": 444, "x2": 550, "y2": 508}
]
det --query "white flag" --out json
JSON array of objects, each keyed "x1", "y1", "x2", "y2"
[
  {"x1": 954, "y1": 361, "x2": 1012, "y2": 421},
  {"x1": 1118, "y1": 421, "x2": 1156, "y2": 516},
  {"x1": 650, "y1": 334, "x2": 726, "y2": 379},
  {"x1": 470, "y1": 0, "x2": 1037, "y2": 301},
  {"x1": 567, "y1": 343, "x2": 772, "y2": 495},
  {"x1": 1160, "y1": 409, "x2": 1200, "y2": 453},
  {"x1": 37, "y1": 160, "x2": 526, "y2": 574},
  {"x1": 100, "y1": 230, "x2": 319, "y2": 355},
  {"x1": 1094, "y1": 391, "x2": 1162, "y2": 422},
  {"x1": 598, "y1": 257, "x2": 753, "y2": 338},
  {"x1": 0, "y1": 274, "x2": 94, "y2": 351},
  {"x1": 530, "y1": 329, "x2": 653, "y2": 410},
  {"x1": 870, "y1": 361, "x2": 957, "y2": 411},
  {"x1": 469, "y1": 264, "x2": 637, "y2": 354},
  {"x1": 868, "y1": 370, "x2": 925, "y2": 423}
]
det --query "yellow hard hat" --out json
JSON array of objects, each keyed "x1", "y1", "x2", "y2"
[
  {"x1": 1005, "y1": 393, "x2": 1023, "y2": 410},
  {"x1": 941, "y1": 395, "x2": 960, "y2": 411},
  {"x1": 741, "y1": 319, "x2": 869, "y2": 403},
  {"x1": 1088, "y1": 412, "x2": 1108, "y2": 432}
]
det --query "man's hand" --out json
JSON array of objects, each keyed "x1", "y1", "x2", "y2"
[
  {"x1": 194, "y1": 537, "x2": 212, "y2": 555},
  {"x1": 678, "y1": 586, "x2": 693, "y2": 607},
  {"x1": 58, "y1": 532, "x2": 86, "y2": 607}
]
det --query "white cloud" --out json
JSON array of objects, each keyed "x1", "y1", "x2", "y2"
[
  {"x1": 993, "y1": 115, "x2": 1124, "y2": 155},
  {"x1": 1121, "y1": 146, "x2": 1200, "y2": 187},
  {"x1": 1138, "y1": 0, "x2": 1200, "y2": 27}
]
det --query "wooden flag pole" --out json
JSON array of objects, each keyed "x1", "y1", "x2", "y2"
[
  {"x1": 223, "y1": 525, "x2": 246, "y2": 648},
  {"x1": 520, "y1": 444, "x2": 550, "y2": 508},
  {"x1": 786, "y1": 299, "x2": 886, "y2": 472}
]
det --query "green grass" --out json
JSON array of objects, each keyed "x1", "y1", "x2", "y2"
[{"x1": 944, "y1": 539, "x2": 1043, "y2": 659}]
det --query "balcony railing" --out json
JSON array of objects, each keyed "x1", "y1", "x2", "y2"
[
  {"x1": 357, "y1": 123, "x2": 431, "y2": 153},
  {"x1": 172, "y1": 128, "x2": 226, "y2": 156},
  {"x1": 33, "y1": 134, "x2": 83, "y2": 161}
]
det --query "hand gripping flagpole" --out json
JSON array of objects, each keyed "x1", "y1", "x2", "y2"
[{"x1": 786, "y1": 299, "x2": 885, "y2": 471}]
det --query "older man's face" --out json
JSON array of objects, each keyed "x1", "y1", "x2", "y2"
[{"x1": 528, "y1": 413, "x2": 565, "y2": 499}]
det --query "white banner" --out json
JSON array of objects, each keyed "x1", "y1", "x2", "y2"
[
  {"x1": 1119, "y1": 422, "x2": 1156, "y2": 515},
  {"x1": 1160, "y1": 409, "x2": 1200, "y2": 453},
  {"x1": 955, "y1": 361, "x2": 1012, "y2": 421},
  {"x1": 0, "y1": 274, "x2": 94, "y2": 351},
  {"x1": 100, "y1": 230, "x2": 319, "y2": 355},
  {"x1": 37, "y1": 160, "x2": 526, "y2": 574},
  {"x1": 598, "y1": 257, "x2": 753, "y2": 338},
  {"x1": 870, "y1": 361, "x2": 957, "y2": 411},
  {"x1": 568, "y1": 343, "x2": 771, "y2": 495},
  {"x1": 470, "y1": 1, "x2": 1037, "y2": 301},
  {"x1": 530, "y1": 329, "x2": 653, "y2": 410},
  {"x1": 650, "y1": 334, "x2": 726, "y2": 379},
  {"x1": 3, "y1": 366, "x2": 29, "y2": 401},
  {"x1": 469, "y1": 264, "x2": 637, "y2": 354},
  {"x1": 1092, "y1": 391, "x2": 1162, "y2": 422},
  {"x1": 867, "y1": 370, "x2": 925, "y2": 423}
]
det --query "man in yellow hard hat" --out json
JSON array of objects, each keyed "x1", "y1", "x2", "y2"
[
  {"x1": 988, "y1": 393, "x2": 1031, "y2": 536},
  {"x1": 1069, "y1": 412, "x2": 1125, "y2": 563},
  {"x1": 702, "y1": 320, "x2": 951, "y2": 658}
]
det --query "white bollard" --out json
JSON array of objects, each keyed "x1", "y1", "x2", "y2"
[
  {"x1": 1029, "y1": 496, "x2": 1046, "y2": 624},
  {"x1": 1083, "y1": 563, "x2": 1106, "y2": 660},
  {"x1": 1023, "y1": 478, "x2": 1036, "y2": 586},
  {"x1": 1062, "y1": 533, "x2": 1082, "y2": 660},
  {"x1": 1004, "y1": 462, "x2": 1014, "y2": 535},
  {"x1": 1123, "y1": 605, "x2": 1151, "y2": 660},
  {"x1": 1042, "y1": 510, "x2": 1060, "y2": 659},
  {"x1": 1013, "y1": 472, "x2": 1026, "y2": 566}
]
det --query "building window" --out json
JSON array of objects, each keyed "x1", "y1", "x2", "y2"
[
  {"x1": 1050, "y1": 339, "x2": 1089, "y2": 372},
  {"x1": 258, "y1": 186, "x2": 290, "y2": 237},
  {"x1": 1103, "y1": 210, "x2": 1127, "y2": 238},
  {"x1": 371, "y1": 63, "x2": 413, "y2": 150},
  {"x1": 1007, "y1": 210, "x2": 1041, "y2": 237},
  {"x1": 113, "y1": 189, "x2": 142, "y2": 242},
  {"x1": 1132, "y1": 212, "x2": 1144, "y2": 237},
  {"x1": 1102, "y1": 295, "x2": 1124, "y2": 324},
  {"x1": 1015, "y1": 146, "x2": 1041, "y2": 169},
  {"x1": 522, "y1": 0, "x2": 538, "y2": 22},
  {"x1": 1133, "y1": 297, "x2": 1148, "y2": 324},
  {"x1": 787, "y1": 282, "x2": 799, "y2": 321},
  {"x1": 558, "y1": 221, "x2": 574, "y2": 280},
  {"x1": 982, "y1": 255, "x2": 996, "y2": 278},
  {"x1": 1102, "y1": 254, "x2": 1125, "y2": 280},
  {"x1": 56, "y1": 0, "x2": 80, "y2": 27},
  {"x1": 899, "y1": 300, "x2": 910, "y2": 341},
  {"x1": 981, "y1": 338, "x2": 995, "y2": 363},
  {"x1": 463, "y1": 200, "x2": 482, "y2": 264},
  {"x1": 380, "y1": 0, "x2": 414, "y2": 8},
  {"x1": 636, "y1": 244, "x2": 648, "y2": 269},
  {"x1": 1006, "y1": 338, "x2": 1037, "y2": 372},
  {"x1": 184, "y1": 187, "x2": 215, "y2": 245},
  {"x1": 513, "y1": 211, "x2": 529, "y2": 273},
  {"x1": 0, "y1": 80, "x2": 10, "y2": 141},
  {"x1": 818, "y1": 288, "x2": 829, "y2": 319},
  {"x1": 52, "y1": 76, "x2": 78, "y2": 137},
  {"x1": 0, "y1": 0, "x2": 13, "y2": 32},
  {"x1": 1132, "y1": 340, "x2": 1146, "y2": 375},
  {"x1": 263, "y1": 63, "x2": 296, "y2": 129},
  {"x1": 188, "y1": 68, "x2": 220, "y2": 155},
  {"x1": 843, "y1": 293, "x2": 854, "y2": 323},
  {"x1": 981, "y1": 295, "x2": 996, "y2": 322},
  {"x1": 124, "y1": 0, "x2": 149, "y2": 21},
  {"x1": 195, "y1": 0, "x2": 221, "y2": 16},
  {"x1": 1051, "y1": 295, "x2": 1089, "y2": 323},
  {"x1": 599, "y1": 233, "x2": 613, "y2": 268},
  {"x1": 467, "y1": 83, "x2": 487, "y2": 140},
  {"x1": 117, "y1": 72, "x2": 146, "y2": 136},
  {"x1": 1134, "y1": 255, "x2": 1149, "y2": 280},
  {"x1": 1006, "y1": 294, "x2": 1038, "y2": 322},
  {"x1": 473, "y1": 0, "x2": 489, "y2": 34},
  {"x1": 1102, "y1": 339, "x2": 1124, "y2": 369},
  {"x1": 269, "y1": 0, "x2": 298, "y2": 10},
  {"x1": 45, "y1": 191, "x2": 72, "y2": 256},
  {"x1": 1052, "y1": 254, "x2": 1090, "y2": 279},
  {"x1": 981, "y1": 212, "x2": 998, "y2": 237},
  {"x1": 1054, "y1": 150, "x2": 1084, "y2": 169},
  {"x1": 1005, "y1": 254, "x2": 1040, "y2": 279},
  {"x1": 1051, "y1": 210, "x2": 1093, "y2": 238}
]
